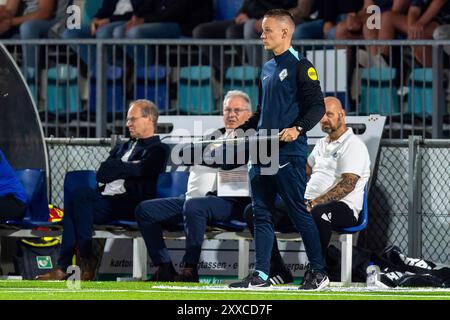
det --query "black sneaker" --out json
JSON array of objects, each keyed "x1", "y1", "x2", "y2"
[
  {"x1": 298, "y1": 270, "x2": 330, "y2": 290},
  {"x1": 269, "y1": 267, "x2": 294, "y2": 285},
  {"x1": 229, "y1": 271, "x2": 272, "y2": 288}
]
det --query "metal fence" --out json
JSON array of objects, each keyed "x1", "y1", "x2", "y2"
[
  {"x1": 360, "y1": 138, "x2": 450, "y2": 264},
  {"x1": 46, "y1": 136, "x2": 450, "y2": 264},
  {"x1": 2, "y1": 39, "x2": 450, "y2": 139}
]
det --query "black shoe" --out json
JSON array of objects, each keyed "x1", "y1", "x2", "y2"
[
  {"x1": 152, "y1": 263, "x2": 178, "y2": 282},
  {"x1": 269, "y1": 266, "x2": 294, "y2": 285},
  {"x1": 229, "y1": 271, "x2": 272, "y2": 288},
  {"x1": 174, "y1": 268, "x2": 199, "y2": 283},
  {"x1": 299, "y1": 269, "x2": 329, "y2": 290}
]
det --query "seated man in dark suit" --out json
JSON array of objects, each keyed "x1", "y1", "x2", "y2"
[{"x1": 37, "y1": 99, "x2": 169, "y2": 281}]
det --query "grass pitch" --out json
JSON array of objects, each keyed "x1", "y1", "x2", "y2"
[{"x1": 1, "y1": 280, "x2": 450, "y2": 300}]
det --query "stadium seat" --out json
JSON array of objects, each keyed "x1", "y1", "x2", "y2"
[
  {"x1": 224, "y1": 66, "x2": 259, "y2": 111},
  {"x1": 333, "y1": 183, "x2": 369, "y2": 284},
  {"x1": 89, "y1": 65, "x2": 124, "y2": 115},
  {"x1": 136, "y1": 65, "x2": 168, "y2": 114},
  {"x1": 407, "y1": 68, "x2": 433, "y2": 117},
  {"x1": 360, "y1": 67, "x2": 399, "y2": 115},
  {"x1": 179, "y1": 66, "x2": 217, "y2": 114},
  {"x1": 214, "y1": 0, "x2": 243, "y2": 20},
  {"x1": 4, "y1": 169, "x2": 53, "y2": 228},
  {"x1": 63, "y1": 170, "x2": 97, "y2": 209},
  {"x1": 46, "y1": 64, "x2": 79, "y2": 114}
]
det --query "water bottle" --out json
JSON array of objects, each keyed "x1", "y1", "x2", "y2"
[{"x1": 366, "y1": 263, "x2": 381, "y2": 288}]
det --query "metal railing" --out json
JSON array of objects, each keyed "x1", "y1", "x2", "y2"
[{"x1": 2, "y1": 39, "x2": 450, "y2": 139}]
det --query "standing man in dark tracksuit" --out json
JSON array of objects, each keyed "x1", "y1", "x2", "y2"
[
  {"x1": 229, "y1": 9, "x2": 329, "y2": 290},
  {"x1": 37, "y1": 99, "x2": 169, "y2": 282}
]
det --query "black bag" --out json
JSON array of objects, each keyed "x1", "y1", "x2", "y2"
[{"x1": 13, "y1": 238, "x2": 60, "y2": 280}]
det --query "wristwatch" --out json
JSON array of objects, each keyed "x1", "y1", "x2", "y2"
[{"x1": 295, "y1": 126, "x2": 303, "y2": 134}]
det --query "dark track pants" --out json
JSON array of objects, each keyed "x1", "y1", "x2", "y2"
[{"x1": 249, "y1": 155, "x2": 325, "y2": 275}]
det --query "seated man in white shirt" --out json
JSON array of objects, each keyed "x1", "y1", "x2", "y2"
[
  {"x1": 243, "y1": 96, "x2": 371, "y2": 281},
  {"x1": 135, "y1": 90, "x2": 253, "y2": 282},
  {"x1": 305, "y1": 96, "x2": 370, "y2": 256}
]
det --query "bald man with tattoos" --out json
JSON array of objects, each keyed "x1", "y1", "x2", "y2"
[{"x1": 305, "y1": 96, "x2": 370, "y2": 256}]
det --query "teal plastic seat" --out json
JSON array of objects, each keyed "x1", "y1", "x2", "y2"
[
  {"x1": 46, "y1": 65, "x2": 79, "y2": 114},
  {"x1": 224, "y1": 66, "x2": 260, "y2": 111},
  {"x1": 407, "y1": 68, "x2": 434, "y2": 117},
  {"x1": 360, "y1": 67, "x2": 399, "y2": 115},
  {"x1": 179, "y1": 66, "x2": 216, "y2": 114}
]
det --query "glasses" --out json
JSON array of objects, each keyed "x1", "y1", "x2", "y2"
[
  {"x1": 223, "y1": 108, "x2": 249, "y2": 115},
  {"x1": 126, "y1": 116, "x2": 146, "y2": 124}
]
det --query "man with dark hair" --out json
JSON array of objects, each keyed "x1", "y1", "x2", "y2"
[
  {"x1": 37, "y1": 99, "x2": 169, "y2": 281},
  {"x1": 229, "y1": 9, "x2": 328, "y2": 290}
]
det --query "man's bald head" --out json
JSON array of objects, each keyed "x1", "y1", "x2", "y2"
[{"x1": 321, "y1": 97, "x2": 347, "y2": 136}]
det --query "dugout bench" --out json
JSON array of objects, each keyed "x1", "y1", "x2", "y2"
[{"x1": 0, "y1": 115, "x2": 385, "y2": 284}]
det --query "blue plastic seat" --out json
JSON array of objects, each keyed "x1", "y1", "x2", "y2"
[
  {"x1": 47, "y1": 65, "x2": 79, "y2": 115},
  {"x1": 136, "y1": 65, "x2": 168, "y2": 114},
  {"x1": 335, "y1": 184, "x2": 369, "y2": 234},
  {"x1": 4, "y1": 169, "x2": 53, "y2": 228},
  {"x1": 360, "y1": 67, "x2": 399, "y2": 115},
  {"x1": 89, "y1": 65, "x2": 124, "y2": 115},
  {"x1": 407, "y1": 68, "x2": 434, "y2": 117},
  {"x1": 224, "y1": 66, "x2": 260, "y2": 111},
  {"x1": 210, "y1": 219, "x2": 247, "y2": 232},
  {"x1": 179, "y1": 66, "x2": 217, "y2": 114},
  {"x1": 107, "y1": 172, "x2": 190, "y2": 228}
]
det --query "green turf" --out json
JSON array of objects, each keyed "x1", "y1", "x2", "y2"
[{"x1": 1, "y1": 280, "x2": 450, "y2": 300}]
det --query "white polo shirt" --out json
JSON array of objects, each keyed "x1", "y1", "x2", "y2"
[{"x1": 305, "y1": 128, "x2": 371, "y2": 219}]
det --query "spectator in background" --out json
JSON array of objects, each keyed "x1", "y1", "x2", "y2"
[
  {"x1": 37, "y1": 100, "x2": 169, "y2": 281},
  {"x1": 244, "y1": 0, "x2": 314, "y2": 65},
  {"x1": 0, "y1": 0, "x2": 61, "y2": 71},
  {"x1": 193, "y1": 0, "x2": 296, "y2": 68},
  {"x1": 62, "y1": 0, "x2": 147, "y2": 40},
  {"x1": 123, "y1": 0, "x2": 213, "y2": 66},
  {"x1": 0, "y1": 148, "x2": 28, "y2": 222},
  {"x1": 293, "y1": 0, "x2": 365, "y2": 40},
  {"x1": 0, "y1": 0, "x2": 55, "y2": 39},
  {"x1": 376, "y1": 0, "x2": 450, "y2": 67},
  {"x1": 193, "y1": 0, "x2": 297, "y2": 40},
  {"x1": 61, "y1": 0, "x2": 148, "y2": 68}
]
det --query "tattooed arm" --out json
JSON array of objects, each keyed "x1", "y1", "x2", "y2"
[{"x1": 306, "y1": 173, "x2": 360, "y2": 212}]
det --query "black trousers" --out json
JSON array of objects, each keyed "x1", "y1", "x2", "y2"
[
  {"x1": 310, "y1": 201, "x2": 358, "y2": 256},
  {"x1": 0, "y1": 194, "x2": 27, "y2": 222}
]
